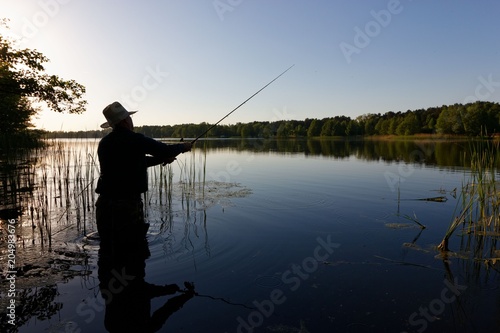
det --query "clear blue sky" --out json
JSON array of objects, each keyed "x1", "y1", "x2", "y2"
[{"x1": 2, "y1": 0, "x2": 500, "y2": 131}]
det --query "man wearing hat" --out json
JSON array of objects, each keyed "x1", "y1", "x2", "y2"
[{"x1": 95, "y1": 101, "x2": 192, "y2": 248}]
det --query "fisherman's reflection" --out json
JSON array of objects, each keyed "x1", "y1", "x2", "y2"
[{"x1": 97, "y1": 205, "x2": 195, "y2": 333}]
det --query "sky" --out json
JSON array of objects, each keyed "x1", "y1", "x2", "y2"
[{"x1": 1, "y1": 0, "x2": 500, "y2": 132}]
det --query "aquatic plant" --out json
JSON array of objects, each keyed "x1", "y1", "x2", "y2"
[
  {"x1": 438, "y1": 139, "x2": 499, "y2": 261},
  {"x1": 0, "y1": 138, "x2": 100, "y2": 250}
]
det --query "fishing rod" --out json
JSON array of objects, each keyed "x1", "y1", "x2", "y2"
[{"x1": 185, "y1": 64, "x2": 295, "y2": 144}]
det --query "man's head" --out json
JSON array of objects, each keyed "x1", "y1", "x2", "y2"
[{"x1": 101, "y1": 102, "x2": 137, "y2": 129}]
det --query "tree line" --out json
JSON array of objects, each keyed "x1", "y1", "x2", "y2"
[{"x1": 46, "y1": 101, "x2": 500, "y2": 139}]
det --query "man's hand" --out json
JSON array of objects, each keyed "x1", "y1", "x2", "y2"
[
  {"x1": 163, "y1": 284, "x2": 181, "y2": 294},
  {"x1": 162, "y1": 157, "x2": 176, "y2": 165},
  {"x1": 182, "y1": 281, "x2": 197, "y2": 296}
]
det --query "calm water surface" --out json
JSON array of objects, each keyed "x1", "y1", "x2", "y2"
[{"x1": 1, "y1": 138, "x2": 498, "y2": 333}]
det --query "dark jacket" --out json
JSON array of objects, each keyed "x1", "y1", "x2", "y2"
[{"x1": 96, "y1": 127, "x2": 184, "y2": 197}]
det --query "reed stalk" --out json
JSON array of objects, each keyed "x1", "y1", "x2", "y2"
[
  {"x1": 438, "y1": 139, "x2": 499, "y2": 256},
  {"x1": 4, "y1": 137, "x2": 206, "y2": 253}
]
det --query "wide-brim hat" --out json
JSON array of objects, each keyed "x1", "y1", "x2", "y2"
[{"x1": 100, "y1": 102, "x2": 137, "y2": 128}]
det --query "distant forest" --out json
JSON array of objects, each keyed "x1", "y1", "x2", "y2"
[{"x1": 46, "y1": 101, "x2": 500, "y2": 139}]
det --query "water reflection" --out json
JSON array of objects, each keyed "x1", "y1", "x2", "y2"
[
  {"x1": 97, "y1": 224, "x2": 195, "y2": 332},
  {"x1": 1, "y1": 138, "x2": 496, "y2": 226},
  {"x1": 0, "y1": 284, "x2": 62, "y2": 332},
  {"x1": 2, "y1": 138, "x2": 500, "y2": 331},
  {"x1": 169, "y1": 138, "x2": 500, "y2": 168}
]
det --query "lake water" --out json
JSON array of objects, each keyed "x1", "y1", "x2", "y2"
[{"x1": 1, "y1": 138, "x2": 499, "y2": 333}]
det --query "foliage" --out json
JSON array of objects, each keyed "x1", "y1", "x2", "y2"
[
  {"x1": 0, "y1": 20, "x2": 86, "y2": 140},
  {"x1": 45, "y1": 101, "x2": 500, "y2": 139},
  {"x1": 436, "y1": 102, "x2": 500, "y2": 135}
]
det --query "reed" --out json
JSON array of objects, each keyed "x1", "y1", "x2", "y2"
[
  {"x1": 3, "y1": 137, "x2": 205, "y2": 253},
  {"x1": 438, "y1": 139, "x2": 499, "y2": 260},
  {"x1": 144, "y1": 141, "x2": 210, "y2": 252},
  {"x1": 2, "y1": 138, "x2": 100, "y2": 250}
]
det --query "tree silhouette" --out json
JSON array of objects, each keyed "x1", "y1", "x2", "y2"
[{"x1": 0, "y1": 20, "x2": 86, "y2": 139}]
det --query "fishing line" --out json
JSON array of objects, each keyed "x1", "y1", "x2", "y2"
[{"x1": 190, "y1": 293, "x2": 256, "y2": 310}]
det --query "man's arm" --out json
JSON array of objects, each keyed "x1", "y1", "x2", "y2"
[
  {"x1": 145, "y1": 155, "x2": 177, "y2": 167},
  {"x1": 140, "y1": 134, "x2": 192, "y2": 166}
]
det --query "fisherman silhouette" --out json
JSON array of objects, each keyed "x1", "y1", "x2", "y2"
[{"x1": 95, "y1": 101, "x2": 195, "y2": 332}]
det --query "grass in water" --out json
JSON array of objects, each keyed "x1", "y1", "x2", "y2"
[
  {"x1": 1, "y1": 138, "x2": 100, "y2": 250},
  {"x1": 438, "y1": 139, "x2": 500, "y2": 264}
]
